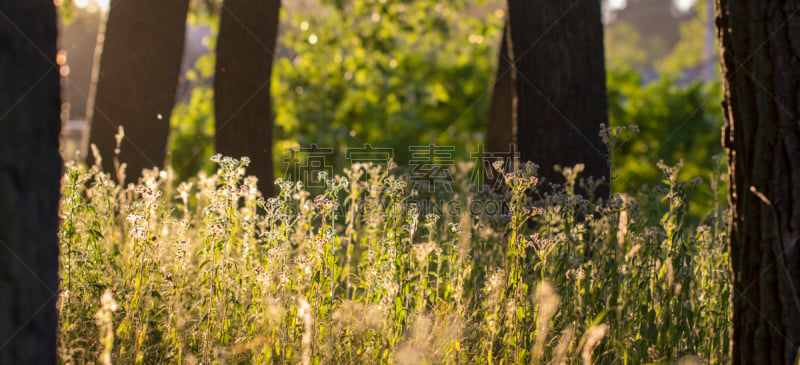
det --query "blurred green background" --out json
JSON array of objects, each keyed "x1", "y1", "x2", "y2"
[{"x1": 58, "y1": 0, "x2": 724, "y2": 214}]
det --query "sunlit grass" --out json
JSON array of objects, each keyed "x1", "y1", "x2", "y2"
[{"x1": 57, "y1": 141, "x2": 730, "y2": 364}]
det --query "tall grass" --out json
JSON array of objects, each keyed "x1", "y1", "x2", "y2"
[{"x1": 58, "y1": 140, "x2": 730, "y2": 364}]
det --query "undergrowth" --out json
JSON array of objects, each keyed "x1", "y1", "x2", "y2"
[{"x1": 58, "y1": 134, "x2": 730, "y2": 364}]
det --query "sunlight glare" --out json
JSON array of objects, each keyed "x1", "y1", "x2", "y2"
[
  {"x1": 74, "y1": 0, "x2": 109, "y2": 11},
  {"x1": 674, "y1": 0, "x2": 697, "y2": 12},
  {"x1": 608, "y1": 0, "x2": 627, "y2": 10}
]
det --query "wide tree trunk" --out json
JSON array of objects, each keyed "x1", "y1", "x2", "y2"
[
  {"x1": 716, "y1": 0, "x2": 800, "y2": 363},
  {"x1": 506, "y1": 0, "x2": 610, "y2": 197},
  {"x1": 87, "y1": 0, "x2": 190, "y2": 183},
  {"x1": 215, "y1": 0, "x2": 281, "y2": 197},
  {"x1": 485, "y1": 23, "x2": 516, "y2": 155},
  {"x1": 0, "y1": 1, "x2": 62, "y2": 362}
]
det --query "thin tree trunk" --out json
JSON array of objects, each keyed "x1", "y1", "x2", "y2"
[
  {"x1": 506, "y1": 0, "x2": 610, "y2": 198},
  {"x1": 215, "y1": 0, "x2": 281, "y2": 197},
  {"x1": 87, "y1": 0, "x2": 190, "y2": 183},
  {"x1": 716, "y1": 0, "x2": 800, "y2": 363},
  {"x1": 486, "y1": 23, "x2": 516, "y2": 155},
  {"x1": 0, "y1": 1, "x2": 62, "y2": 362}
]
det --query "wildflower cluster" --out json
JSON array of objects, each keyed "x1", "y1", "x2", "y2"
[{"x1": 58, "y1": 154, "x2": 730, "y2": 364}]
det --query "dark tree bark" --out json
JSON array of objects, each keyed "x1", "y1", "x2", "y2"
[
  {"x1": 0, "y1": 1, "x2": 62, "y2": 362},
  {"x1": 506, "y1": 0, "x2": 610, "y2": 197},
  {"x1": 486, "y1": 23, "x2": 516, "y2": 155},
  {"x1": 215, "y1": 0, "x2": 281, "y2": 197},
  {"x1": 87, "y1": 0, "x2": 190, "y2": 183},
  {"x1": 716, "y1": 0, "x2": 800, "y2": 363}
]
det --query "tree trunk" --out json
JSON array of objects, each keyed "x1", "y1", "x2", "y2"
[
  {"x1": 215, "y1": 0, "x2": 281, "y2": 197},
  {"x1": 506, "y1": 0, "x2": 610, "y2": 198},
  {"x1": 486, "y1": 23, "x2": 516, "y2": 155},
  {"x1": 716, "y1": 0, "x2": 800, "y2": 363},
  {"x1": 87, "y1": 0, "x2": 190, "y2": 183},
  {"x1": 0, "y1": 1, "x2": 62, "y2": 362}
]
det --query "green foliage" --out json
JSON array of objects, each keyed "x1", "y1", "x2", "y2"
[
  {"x1": 58, "y1": 154, "x2": 730, "y2": 364},
  {"x1": 187, "y1": 0, "x2": 220, "y2": 25},
  {"x1": 168, "y1": 0, "x2": 502, "y2": 183},
  {"x1": 166, "y1": 0, "x2": 725, "y2": 219},
  {"x1": 56, "y1": 0, "x2": 76, "y2": 21},
  {"x1": 60, "y1": 1, "x2": 723, "y2": 202},
  {"x1": 604, "y1": 19, "x2": 671, "y2": 73},
  {"x1": 272, "y1": 0, "x2": 503, "y2": 169},
  {"x1": 168, "y1": 52, "x2": 217, "y2": 183},
  {"x1": 607, "y1": 66, "x2": 725, "y2": 216},
  {"x1": 604, "y1": 20, "x2": 653, "y2": 71},
  {"x1": 657, "y1": 0, "x2": 716, "y2": 75}
]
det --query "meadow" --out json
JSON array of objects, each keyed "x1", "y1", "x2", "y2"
[{"x1": 57, "y1": 129, "x2": 730, "y2": 364}]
